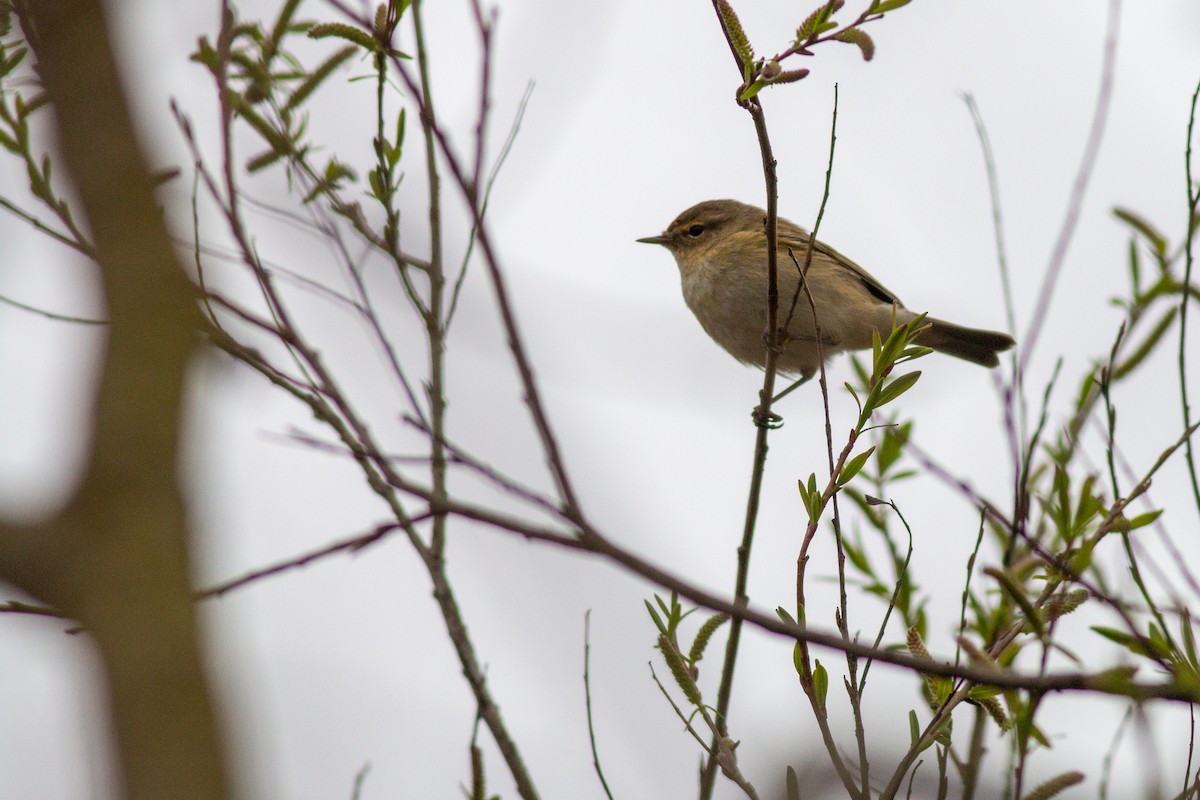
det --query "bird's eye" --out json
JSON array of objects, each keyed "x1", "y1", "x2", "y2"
[{"x1": 687, "y1": 224, "x2": 705, "y2": 237}]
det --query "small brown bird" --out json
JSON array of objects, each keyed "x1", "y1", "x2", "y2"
[{"x1": 639, "y1": 199, "x2": 1014, "y2": 380}]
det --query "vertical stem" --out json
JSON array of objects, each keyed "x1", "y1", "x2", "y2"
[
  {"x1": 700, "y1": 97, "x2": 781, "y2": 800},
  {"x1": 1178, "y1": 77, "x2": 1200, "y2": 519},
  {"x1": 411, "y1": 0, "x2": 449, "y2": 560},
  {"x1": 960, "y1": 704, "x2": 988, "y2": 800},
  {"x1": 404, "y1": 6, "x2": 539, "y2": 799}
]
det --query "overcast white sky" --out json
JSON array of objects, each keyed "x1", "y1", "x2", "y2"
[{"x1": 2, "y1": 0, "x2": 1200, "y2": 798}]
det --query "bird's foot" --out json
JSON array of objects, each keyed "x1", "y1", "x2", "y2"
[{"x1": 752, "y1": 405, "x2": 784, "y2": 429}]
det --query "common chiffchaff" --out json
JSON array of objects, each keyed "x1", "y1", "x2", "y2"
[{"x1": 639, "y1": 199, "x2": 1015, "y2": 380}]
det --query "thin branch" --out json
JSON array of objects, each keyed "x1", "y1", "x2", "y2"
[
  {"x1": 447, "y1": 80, "x2": 534, "y2": 327},
  {"x1": 402, "y1": 415, "x2": 570, "y2": 523},
  {"x1": 648, "y1": 663, "x2": 711, "y2": 750},
  {"x1": 962, "y1": 93, "x2": 1016, "y2": 337},
  {"x1": 700, "y1": 92, "x2": 783, "y2": 799},
  {"x1": 197, "y1": 520, "x2": 418, "y2": 599},
  {"x1": 1178, "y1": 75, "x2": 1200, "y2": 518},
  {"x1": 0, "y1": 291, "x2": 107, "y2": 324},
  {"x1": 0, "y1": 599, "x2": 68, "y2": 619},
  {"x1": 0, "y1": 194, "x2": 96, "y2": 257},
  {"x1": 1018, "y1": 0, "x2": 1121, "y2": 372},
  {"x1": 583, "y1": 612, "x2": 616, "y2": 800},
  {"x1": 371, "y1": 35, "x2": 585, "y2": 532},
  {"x1": 783, "y1": 84, "x2": 863, "y2": 800}
]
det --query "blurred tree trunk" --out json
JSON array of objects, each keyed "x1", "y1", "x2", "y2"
[{"x1": 0, "y1": 2, "x2": 229, "y2": 799}]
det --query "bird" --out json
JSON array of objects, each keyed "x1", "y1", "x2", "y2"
[{"x1": 638, "y1": 199, "x2": 1014, "y2": 381}]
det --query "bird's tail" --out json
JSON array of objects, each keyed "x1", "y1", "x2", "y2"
[{"x1": 918, "y1": 317, "x2": 1015, "y2": 368}]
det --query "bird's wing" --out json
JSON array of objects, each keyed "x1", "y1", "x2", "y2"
[{"x1": 776, "y1": 221, "x2": 905, "y2": 307}]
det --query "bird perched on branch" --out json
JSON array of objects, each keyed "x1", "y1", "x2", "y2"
[{"x1": 639, "y1": 199, "x2": 1014, "y2": 381}]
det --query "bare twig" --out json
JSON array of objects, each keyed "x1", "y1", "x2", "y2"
[
  {"x1": 1178, "y1": 76, "x2": 1200, "y2": 519},
  {"x1": 0, "y1": 291, "x2": 106, "y2": 324},
  {"x1": 197, "y1": 520, "x2": 415, "y2": 599},
  {"x1": 1018, "y1": 0, "x2": 1121, "y2": 372},
  {"x1": 583, "y1": 612, "x2": 616, "y2": 800},
  {"x1": 962, "y1": 93, "x2": 1016, "y2": 338}
]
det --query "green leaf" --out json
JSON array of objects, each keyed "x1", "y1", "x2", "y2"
[
  {"x1": 1071, "y1": 474, "x2": 1102, "y2": 534},
  {"x1": 877, "y1": 420, "x2": 911, "y2": 475},
  {"x1": 934, "y1": 720, "x2": 952, "y2": 748},
  {"x1": 367, "y1": 168, "x2": 385, "y2": 201},
  {"x1": 1091, "y1": 625, "x2": 1170, "y2": 659},
  {"x1": 875, "y1": 318, "x2": 915, "y2": 371},
  {"x1": 270, "y1": 0, "x2": 303, "y2": 49},
  {"x1": 813, "y1": 659, "x2": 829, "y2": 706},
  {"x1": 1111, "y1": 309, "x2": 1178, "y2": 382},
  {"x1": 16, "y1": 92, "x2": 51, "y2": 120},
  {"x1": 837, "y1": 446, "x2": 876, "y2": 487},
  {"x1": 1128, "y1": 509, "x2": 1163, "y2": 530},
  {"x1": 0, "y1": 46, "x2": 26, "y2": 78},
  {"x1": 389, "y1": 107, "x2": 407, "y2": 168},
  {"x1": 1026, "y1": 721, "x2": 1052, "y2": 748},
  {"x1": 899, "y1": 345, "x2": 934, "y2": 361},
  {"x1": 1112, "y1": 206, "x2": 1167, "y2": 257},
  {"x1": 908, "y1": 709, "x2": 920, "y2": 745},
  {"x1": 967, "y1": 685, "x2": 1002, "y2": 701},
  {"x1": 798, "y1": 473, "x2": 821, "y2": 521},
  {"x1": 776, "y1": 606, "x2": 798, "y2": 627},
  {"x1": 850, "y1": 354, "x2": 871, "y2": 391},
  {"x1": 227, "y1": 91, "x2": 293, "y2": 152},
  {"x1": 656, "y1": 593, "x2": 679, "y2": 627},
  {"x1": 1181, "y1": 611, "x2": 1199, "y2": 670},
  {"x1": 645, "y1": 599, "x2": 667, "y2": 635},
  {"x1": 986, "y1": 566, "x2": 1045, "y2": 638},
  {"x1": 324, "y1": 158, "x2": 356, "y2": 184},
  {"x1": 1148, "y1": 622, "x2": 1173, "y2": 655},
  {"x1": 786, "y1": 766, "x2": 801, "y2": 800},
  {"x1": 189, "y1": 37, "x2": 220, "y2": 70},
  {"x1": 737, "y1": 79, "x2": 766, "y2": 102},
  {"x1": 246, "y1": 146, "x2": 288, "y2": 173},
  {"x1": 1127, "y1": 237, "x2": 1142, "y2": 296},
  {"x1": 842, "y1": 537, "x2": 873, "y2": 575},
  {"x1": 871, "y1": 0, "x2": 913, "y2": 13},
  {"x1": 843, "y1": 381, "x2": 862, "y2": 416},
  {"x1": 873, "y1": 371, "x2": 921, "y2": 410}
]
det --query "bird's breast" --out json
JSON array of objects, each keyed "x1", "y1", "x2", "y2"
[{"x1": 677, "y1": 257, "x2": 772, "y2": 366}]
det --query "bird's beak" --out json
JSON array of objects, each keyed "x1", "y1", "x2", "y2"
[{"x1": 637, "y1": 234, "x2": 669, "y2": 246}]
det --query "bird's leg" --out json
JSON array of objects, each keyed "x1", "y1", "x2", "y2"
[{"x1": 771, "y1": 372, "x2": 813, "y2": 403}]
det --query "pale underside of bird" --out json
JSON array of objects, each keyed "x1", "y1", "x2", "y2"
[{"x1": 639, "y1": 199, "x2": 1015, "y2": 381}]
